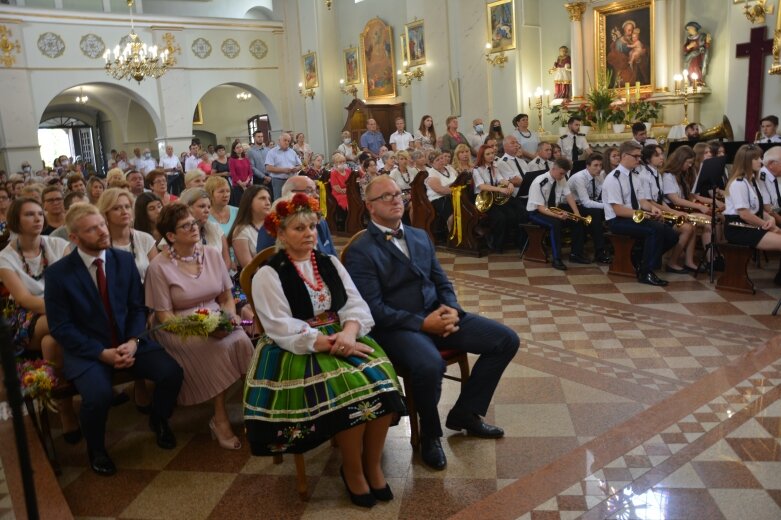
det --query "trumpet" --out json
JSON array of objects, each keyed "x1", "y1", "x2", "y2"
[
  {"x1": 549, "y1": 206, "x2": 592, "y2": 225},
  {"x1": 632, "y1": 209, "x2": 684, "y2": 227}
]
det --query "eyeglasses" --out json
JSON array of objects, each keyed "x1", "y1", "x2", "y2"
[
  {"x1": 44, "y1": 197, "x2": 63, "y2": 203},
  {"x1": 291, "y1": 188, "x2": 318, "y2": 195},
  {"x1": 627, "y1": 154, "x2": 642, "y2": 159},
  {"x1": 177, "y1": 220, "x2": 199, "y2": 232},
  {"x1": 368, "y1": 192, "x2": 404, "y2": 202}
]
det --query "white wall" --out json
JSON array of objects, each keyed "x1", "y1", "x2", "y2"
[{"x1": 198, "y1": 86, "x2": 268, "y2": 146}]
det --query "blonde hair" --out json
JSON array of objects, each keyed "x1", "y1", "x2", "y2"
[
  {"x1": 179, "y1": 188, "x2": 209, "y2": 206},
  {"x1": 451, "y1": 143, "x2": 473, "y2": 171},
  {"x1": 106, "y1": 168, "x2": 124, "y2": 185},
  {"x1": 331, "y1": 152, "x2": 346, "y2": 163},
  {"x1": 65, "y1": 202, "x2": 102, "y2": 234},
  {"x1": 204, "y1": 175, "x2": 229, "y2": 200},
  {"x1": 96, "y1": 188, "x2": 134, "y2": 222},
  {"x1": 184, "y1": 169, "x2": 206, "y2": 188}
]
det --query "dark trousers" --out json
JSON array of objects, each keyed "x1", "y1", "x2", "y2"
[
  {"x1": 167, "y1": 173, "x2": 184, "y2": 196},
  {"x1": 372, "y1": 313, "x2": 519, "y2": 439},
  {"x1": 578, "y1": 205, "x2": 608, "y2": 253},
  {"x1": 608, "y1": 217, "x2": 678, "y2": 274},
  {"x1": 486, "y1": 201, "x2": 521, "y2": 250},
  {"x1": 432, "y1": 196, "x2": 453, "y2": 242},
  {"x1": 71, "y1": 347, "x2": 183, "y2": 454},
  {"x1": 528, "y1": 208, "x2": 585, "y2": 260}
]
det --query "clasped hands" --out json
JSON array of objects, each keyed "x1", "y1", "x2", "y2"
[
  {"x1": 314, "y1": 327, "x2": 374, "y2": 359},
  {"x1": 99, "y1": 339, "x2": 138, "y2": 369},
  {"x1": 422, "y1": 304, "x2": 460, "y2": 337}
]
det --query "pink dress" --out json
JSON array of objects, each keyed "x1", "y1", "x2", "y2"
[{"x1": 145, "y1": 246, "x2": 253, "y2": 405}]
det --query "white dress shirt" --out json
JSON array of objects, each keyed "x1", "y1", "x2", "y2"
[
  {"x1": 567, "y1": 169, "x2": 604, "y2": 209},
  {"x1": 372, "y1": 221, "x2": 409, "y2": 258},
  {"x1": 77, "y1": 247, "x2": 108, "y2": 288},
  {"x1": 389, "y1": 131, "x2": 414, "y2": 151},
  {"x1": 762, "y1": 167, "x2": 781, "y2": 209},
  {"x1": 755, "y1": 134, "x2": 781, "y2": 144},
  {"x1": 724, "y1": 177, "x2": 761, "y2": 216},
  {"x1": 601, "y1": 164, "x2": 643, "y2": 220},
  {"x1": 559, "y1": 132, "x2": 590, "y2": 162}
]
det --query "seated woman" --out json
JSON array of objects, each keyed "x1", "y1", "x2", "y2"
[
  {"x1": 378, "y1": 151, "x2": 396, "y2": 175},
  {"x1": 0, "y1": 185, "x2": 11, "y2": 236},
  {"x1": 66, "y1": 172, "x2": 86, "y2": 195},
  {"x1": 337, "y1": 130, "x2": 359, "y2": 166},
  {"x1": 244, "y1": 194, "x2": 405, "y2": 508},
  {"x1": 425, "y1": 151, "x2": 459, "y2": 242},
  {"x1": 329, "y1": 153, "x2": 350, "y2": 230},
  {"x1": 660, "y1": 145, "x2": 712, "y2": 272},
  {"x1": 179, "y1": 188, "x2": 231, "y2": 270},
  {"x1": 228, "y1": 186, "x2": 271, "y2": 270},
  {"x1": 205, "y1": 176, "x2": 238, "y2": 237},
  {"x1": 723, "y1": 144, "x2": 781, "y2": 284},
  {"x1": 98, "y1": 188, "x2": 157, "y2": 281},
  {"x1": 87, "y1": 176, "x2": 105, "y2": 205},
  {"x1": 358, "y1": 158, "x2": 379, "y2": 200},
  {"x1": 473, "y1": 145, "x2": 517, "y2": 252},
  {"x1": 0, "y1": 198, "x2": 78, "y2": 438},
  {"x1": 389, "y1": 150, "x2": 417, "y2": 205},
  {"x1": 145, "y1": 203, "x2": 254, "y2": 449},
  {"x1": 304, "y1": 153, "x2": 326, "y2": 180},
  {"x1": 184, "y1": 169, "x2": 206, "y2": 190},
  {"x1": 134, "y1": 192, "x2": 163, "y2": 243},
  {"x1": 147, "y1": 170, "x2": 177, "y2": 205}
]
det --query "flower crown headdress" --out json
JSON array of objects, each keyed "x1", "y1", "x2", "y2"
[{"x1": 263, "y1": 193, "x2": 321, "y2": 238}]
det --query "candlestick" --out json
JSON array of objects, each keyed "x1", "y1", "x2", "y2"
[{"x1": 635, "y1": 81, "x2": 641, "y2": 101}]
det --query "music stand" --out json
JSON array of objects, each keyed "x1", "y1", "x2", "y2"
[{"x1": 695, "y1": 188, "x2": 720, "y2": 283}]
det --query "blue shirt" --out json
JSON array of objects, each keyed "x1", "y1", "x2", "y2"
[
  {"x1": 359, "y1": 131, "x2": 385, "y2": 155},
  {"x1": 247, "y1": 145, "x2": 268, "y2": 180},
  {"x1": 264, "y1": 146, "x2": 301, "y2": 179}
]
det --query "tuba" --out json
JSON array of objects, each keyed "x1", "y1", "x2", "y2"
[{"x1": 700, "y1": 115, "x2": 734, "y2": 142}]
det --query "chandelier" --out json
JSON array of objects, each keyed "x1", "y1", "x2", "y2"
[
  {"x1": 75, "y1": 87, "x2": 89, "y2": 104},
  {"x1": 236, "y1": 91, "x2": 252, "y2": 101},
  {"x1": 103, "y1": 0, "x2": 170, "y2": 83}
]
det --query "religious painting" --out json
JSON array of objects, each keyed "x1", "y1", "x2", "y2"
[
  {"x1": 595, "y1": 0, "x2": 655, "y2": 92},
  {"x1": 343, "y1": 47, "x2": 360, "y2": 85},
  {"x1": 360, "y1": 18, "x2": 396, "y2": 100},
  {"x1": 193, "y1": 102, "x2": 203, "y2": 125},
  {"x1": 302, "y1": 51, "x2": 319, "y2": 89},
  {"x1": 405, "y1": 19, "x2": 426, "y2": 66},
  {"x1": 486, "y1": 0, "x2": 516, "y2": 53}
]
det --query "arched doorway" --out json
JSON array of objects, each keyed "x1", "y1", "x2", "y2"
[
  {"x1": 191, "y1": 83, "x2": 279, "y2": 150},
  {"x1": 40, "y1": 83, "x2": 161, "y2": 175}
]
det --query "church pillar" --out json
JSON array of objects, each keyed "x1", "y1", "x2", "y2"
[
  {"x1": 669, "y1": 0, "x2": 684, "y2": 79},
  {"x1": 565, "y1": 2, "x2": 587, "y2": 99},
  {"x1": 654, "y1": 0, "x2": 668, "y2": 91}
]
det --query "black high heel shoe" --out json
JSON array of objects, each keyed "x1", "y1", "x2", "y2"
[
  {"x1": 339, "y1": 466, "x2": 375, "y2": 508},
  {"x1": 369, "y1": 482, "x2": 393, "y2": 501}
]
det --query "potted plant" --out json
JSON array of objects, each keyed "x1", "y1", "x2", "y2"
[
  {"x1": 585, "y1": 70, "x2": 617, "y2": 132},
  {"x1": 627, "y1": 97, "x2": 660, "y2": 129},
  {"x1": 608, "y1": 109, "x2": 627, "y2": 134}
]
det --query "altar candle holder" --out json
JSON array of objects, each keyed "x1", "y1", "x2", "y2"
[
  {"x1": 528, "y1": 87, "x2": 550, "y2": 133},
  {"x1": 673, "y1": 70, "x2": 699, "y2": 125}
]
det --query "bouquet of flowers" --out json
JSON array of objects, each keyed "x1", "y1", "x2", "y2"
[
  {"x1": 17, "y1": 359, "x2": 58, "y2": 411},
  {"x1": 161, "y1": 309, "x2": 235, "y2": 338}
]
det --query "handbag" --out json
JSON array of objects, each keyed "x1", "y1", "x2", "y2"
[{"x1": 3, "y1": 300, "x2": 39, "y2": 355}]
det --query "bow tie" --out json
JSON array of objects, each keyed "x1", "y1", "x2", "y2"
[{"x1": 385, "y1": 228, "x2": 404, "y2": 240}]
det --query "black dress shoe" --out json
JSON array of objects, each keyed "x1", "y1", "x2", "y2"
[
  {"x1": 420, "y1": 437, "x2": 447, "y2": 470},
  {"x1": 649, "y1": 272, "x2": 669, "y2": 286},
  {"x1": 445, "y1": 411, "x2": 505, "y2": 439},
  {"x1": 596, "y1": 254, "x2": 613, "y2": 264},
  {"x1": 551, "y1": 259, "x2": 568, "y2": 271},
  {"x1": 339, "y1": 466, "x2": 376, "y2": 508},
  {"x1": 664, "y1": 264, "x2": 688, "y2": 274},
  {"x1": 638, "y1": 272, "x2": 667, "y2": 286},
  {"x1": 149, "y1": 416, "x2": 177, "y2": 450},
  {"x1": 89, "y1": 451, "x2": 117, "y2": 476},
  {"x1": 569, "y1": 254, "x2": 591, "y2": 265},
  {"x1": 369, "y1": 482, "x2": 394, "y2": 502},
  {"x1": 111, "y1": 392, "x2": 129, "y2": 407},
  {"x1": 63, "y1": 428, "x2": 82, "y2": 445}
]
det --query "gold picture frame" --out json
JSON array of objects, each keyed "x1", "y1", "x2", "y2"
[
  {"x1": 302, "y1": 50, "x2": 319, "y2": 89},
  {"x1": 360, "y1": 18, "x2": 396, "y2": 100},
  {"x1": 486, "y1": 0, "x2": 516, "y2": 53},
  {"x1": 193, "y1": 102, "x2": 203, "y2": 125},
  {"x1": 343, "y1": 46, "x2": 361, "y2": 85},
  {"x1": 404, "y1": 19, "x2": 426, "y2": 66},
  {"x1": 595, "y1": 0, "x2": 655, "y2": 93}
]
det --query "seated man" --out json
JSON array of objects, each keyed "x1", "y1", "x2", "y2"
[
  {"x1": 629, "y1": 122, "x2": 658, "y2": 147},
  {"x1": 685, "y1": 122, "x2": 701, "y2": 142},
  {"x1": 344, "y1": 176, "x2": 519, "y2": 471},
  {"x1": 756, "y1": 115, "x2": 781, "y2": 144},
  {"x1": 523, "y1": 141, "x2": 554, "y2": 174},
  {"x1": 602, "y1": 141, "x2": 678, "y2": 286},
  {"x1": 256, "y1": 175, "x2": 337, "y2": 255},
  {"x1": 567, "y1": 153, "x2": 611, "y2": 264},
  {"x1": 526, "y1": 158, "x2": 589, "y2": 270},
  {"x1": 45, "y1": 204, "x2": 183, "y2": 476}
]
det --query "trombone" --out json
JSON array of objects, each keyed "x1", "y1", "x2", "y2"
[
  {"x1": 632, "y1": 209, "x2": 684, "y2": 227},
  {"x1": 549, "y1": 206, "x2": 592, "y2": 225}
]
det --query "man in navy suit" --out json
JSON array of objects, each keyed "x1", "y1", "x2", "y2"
[
  {"x1": 344, "y1": 177, "x2": 519, "y2": 470},
  {"x1": 45, "y1": 204, "x2": 183, "y2": 476},
  {"x1": 256, "y1": 175, "x2": 337, "y2": 255}
]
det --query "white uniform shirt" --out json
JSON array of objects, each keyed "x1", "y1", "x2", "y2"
[
  {"x1": 724, "y1": 177, "x2": 761, "y2": 216},
  {"x1": 602, "y1": 164, "x2": 643, "y2": 221},
  {"x1": 499, "y1": 153, "x2": 526, "y2": 179},
  {"x1": 761, "y1": 167, "x2": 781, "y2": 209},
  {"x1": 567, "y1": 169, "x2": 603, "y2": 209},
  {"x1": 523, "y1": 156, "x2": 553, "y2": 173},
  {"x1": 526, "y1": 172, "x2": 570, "y2": 212},
  {"x1": 472, "y1": 164, "x2": 514, "y2": 194},
  {"x1": 755, "y1": 134, "x2": 781, "y2": 144},
  {"x1": 640, "y1": 165, "x2": 665, "y2": 204},
  {"x1": 559, "y1": 132, "x2": 590, "y2": 162}
]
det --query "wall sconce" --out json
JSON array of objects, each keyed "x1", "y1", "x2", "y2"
[
  {"x1": 298, "y1": 82, "x2": 315, "y2": 100},
  {"x1": 236, "y1": 91, "x2": 252, "y2": 101},
  {"x1": 397, "y1": 60, "x2": 424, "y2": 88},
  {"x1": 743, "y1": 0, "x2": 774, "y2": 24},
  {"x1": 0, "y1": 25, "x2": 21, "y2": 68},
  {"x1": 485, "y1": 42, "x2": 508, "y2": 68},
  {"x1": 75, "y1": 87, "x2": 89, "y2": 104},
  {"x1": 339, "y1": 78, "x2": 358, "y2": 98}
]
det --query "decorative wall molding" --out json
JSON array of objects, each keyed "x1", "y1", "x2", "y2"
[{"x1": 37, "y1": 32, "x2": 65, "y2": 58}]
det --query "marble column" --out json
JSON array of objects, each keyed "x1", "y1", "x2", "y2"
[
  {"x1": 654, "y1": 0, "x2": 668, "y2": 91},
  {"x1": 565, "y1": 2, "x2": 587, "y2": 99}
]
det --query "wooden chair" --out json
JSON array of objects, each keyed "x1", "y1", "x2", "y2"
[
  {"x1": 520, "y1": 224, "x2": 548, "y2": 263},
  {"x1": 322, "y1": 180, "x2": 340, "y2": 234},
  {"x1": 239, "y1": 246, "x2": 309, "y2": 500},
  {"x1": 344, "y1": 170, "x2": 365, "y2": 234},
  {"x1": 340, "y1": 230, "x2": 471, "y2": 448},
  {"x1": 606, "y1": 233, "x2": 638, "y2": 277},
  {"x1": 409, "y1": 172, "x2": 436, "y2": 243},
  {"x1": 715, "y1": 242, "x2": 755, "y2": 294},
  {"x1": 446, "y1": 172, "x2": 483, "y2": 255}
]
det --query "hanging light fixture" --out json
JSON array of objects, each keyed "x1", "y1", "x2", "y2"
[
  {"x1": 103, "y1": 0, "x2": 170, "y2": 83},
  {"x1": 75, "y1": 87, "x2": 89, "y2": 104},
  {"x1": 236, "y1": 91, "x2": 252, "y2": 101}
]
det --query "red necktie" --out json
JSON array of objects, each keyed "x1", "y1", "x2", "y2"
[{"x1": 94, "y1": 258, "x2": 119, "y2": 347}]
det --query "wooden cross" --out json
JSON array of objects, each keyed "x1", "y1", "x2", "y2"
[{"x1": 736, "y1": 26, "x2": 775, "y2": 141}]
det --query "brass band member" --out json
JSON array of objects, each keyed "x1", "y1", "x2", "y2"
[
  {"x1": 567, "y1": 153, "x2": 612, "y2": 263},
  {"x1": 526, "y1": 158, "x2": 588, "y2": 270},
  {"x1": 601, "y1": 141, "x2": 677, "y2": 286},
  {"x1": 723, "y1": 144, "x2": 781, "y2": 284},
  {"x1": 473, "y1": 145, "x2": 518, "y2": 253}
]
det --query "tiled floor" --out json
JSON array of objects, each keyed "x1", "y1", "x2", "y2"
[{"x1": 16, "y1": 245, "x2": 781, "y2": 518}]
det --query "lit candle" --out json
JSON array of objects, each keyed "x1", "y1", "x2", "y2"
[
  {"x1": 545, "y1": 90, "x2": 550, "y2": 106},
  {"x1": 635, "y1": 81, "x2": 641, "y2": 101},
  {"x1": 673, "y1": 74, "x2": 682, "y2": 93},
  {"x1": 625, "y1": 82, "x2": 630, "y2": 102},
  {"x1": 528, "y1": 97, "x2": 532, "y2": 109},
  {"x1": 339, "y1": 78, "x2": 345, "y2": 85},
  {"x1": 298, "y1": 82, "x2": 303, "y2": 89}
]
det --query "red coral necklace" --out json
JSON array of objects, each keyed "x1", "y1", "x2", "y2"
[{"x1": 287, "y1": 250, "x2": 324, "y2": 291}]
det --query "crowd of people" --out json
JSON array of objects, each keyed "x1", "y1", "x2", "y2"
[{"x1": 2, "y1": 111, "x2": 781, "y2": 508}]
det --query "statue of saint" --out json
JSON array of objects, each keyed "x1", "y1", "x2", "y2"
[
  {"x1": 683, "y1": 21, "x2": 711, "y2": 85},
  {"x1": 549, "y1": 45, "x2": 572, "y2": 100}
]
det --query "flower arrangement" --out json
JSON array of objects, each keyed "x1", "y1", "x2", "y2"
[
  {"x1": 17, "y1": 359, "x2": 58, "y2": 411},
  {"x1": 263, "y1": 193, "x2": 321, "y2": 238},
  {"x1": 627, "y1": 97, "x2": 660, "y2": 123},
  {"x1": 161, "y1": 309, "x2": 235, "y2": 338}
]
